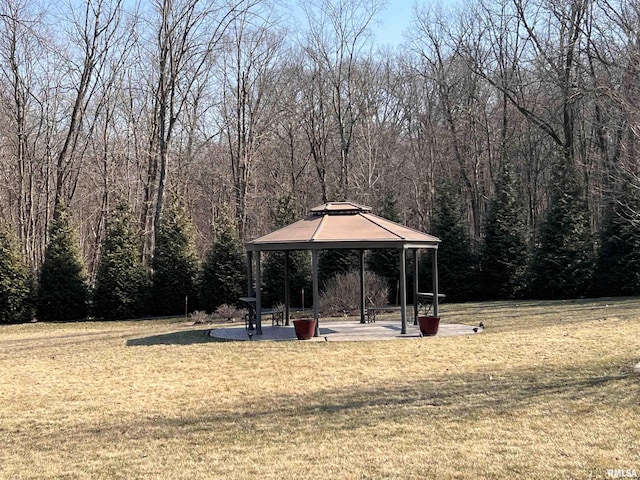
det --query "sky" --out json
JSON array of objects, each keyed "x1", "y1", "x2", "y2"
[
  {"x1": 374, "y1": 0, "x2": 417, "y2": 47},
  {"x1": 373, "y1": 0, "x2": 463, "y2": 47},
  {"x1": 284, "y1": 0, "x2": 463, "y2": 49}
]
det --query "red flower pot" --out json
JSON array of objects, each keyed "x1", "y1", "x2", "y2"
[
  {"x1": 293, "y1": 318, "x2": 316, "y2": 340},
  {"x1": 418, "y1": 316, "x2": 440, "y2": 336}
]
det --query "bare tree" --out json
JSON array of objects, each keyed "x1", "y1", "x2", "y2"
[
  {"x1": 268, "y1": 52, "x2": 312, "y2": 198},
  {"x1": 138, "y1": 0, "x2": 246, "y2": 263},
  {"x1": 0, "y1": 0, "x2": 58, "y2": 268},
  {"x1": 470, "y1": 0, "x2": 591, "y2": 166},
  {"x1": 410, "y1": 5, "x2": 493, "y2": 240},
  {"x1": 586, "y1": 0, "x2": 640, "y2": 221},
  {"x1": 78, "y1": 11, "x2": 138, "y2": 280},
  {"x1": 350, "y1": 54, "x2": 405, "y2": 207},
  {"x1": 52, "y1": 0, "x2": 126, "y2": 211},
  {"x1": 0, "y1": 0, "x2": 37, "y2": 266},
  {"x1": 300, "y1": 0, "x2": 384, "y2": 201},
  {"x1": 218, "y1": 0, "x2": 285, "y2": 240}
]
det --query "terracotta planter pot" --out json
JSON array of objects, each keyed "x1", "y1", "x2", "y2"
[
  {"x1": 293, "y1": 318, "x2": 316, "y2": 340},
  {"x1": 418, "y1": 316, "x2": 440, "y2": 336}
]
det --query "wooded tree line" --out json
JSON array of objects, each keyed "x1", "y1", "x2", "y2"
[{"x1": 1, "y1": 0, "x2": 639, "y2": 322}]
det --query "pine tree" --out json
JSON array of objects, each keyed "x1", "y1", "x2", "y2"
[
  {"x1": 318, "y1": 249, "x2": 361, "y2": 290},
  {"x1": 151, "y1": 201, "x2": 199, "y2": 316},
  {"x1": 37, "y1": 204, "x2": 89, "y2": 321},
  {"x1": 93, "y1": 202, "x2": 148, "y2": 320},
  {"x1": 530, "y1": 158, "x2": 594, "y2": 299},
  {"x1": 595, "y1": 177, "x2": 640, "y2": 297},
  {"x1": 422, "y1": 180, "x2": 479, "y2": 303},
  {"x1": 481, "y1": 161, "x2": 529, "y2": 299},
  {"x1": 0, "y1": 225, "x2": 33, "y2": 323},
  {"x1": 262, "y1": 249, "x2": 312, "y2": 308},
  {"x1": 200, "y1": 214, "x2": 246, "y2": 312},
  {"x1": 367, "y1": 193, "x2": 401, "y2": 303},
  {"x1": 262, "y1": 194, "x2": 311, "y2": 307}
]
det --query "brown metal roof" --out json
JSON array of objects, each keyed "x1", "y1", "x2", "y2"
[{"x1": 246, "y1": 202, "x2": 440, "y2": 251}]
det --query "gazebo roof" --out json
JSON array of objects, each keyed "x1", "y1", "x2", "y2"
[{"x1": 246, "y1": 201, "x2": 440, "y2": 251}]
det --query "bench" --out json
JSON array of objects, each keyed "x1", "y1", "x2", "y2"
[
  {"x1": 365, "y1": 306, "x2": 400, "y2": 323},
  {"x1": 262, "y1": 309, "x2": 284, "y2": 326},
  {"x1": 243, "y1": 308, "x2": 284, "y2": 327},
  {"x1": 415, "y1": 292, "x2": 446, "y2": 324}
]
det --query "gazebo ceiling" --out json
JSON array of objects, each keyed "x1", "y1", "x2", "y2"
[{"x1": 246, "y1": 202, "x2": 440, "y2": 251}]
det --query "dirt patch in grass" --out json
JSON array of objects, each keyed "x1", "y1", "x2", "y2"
[{"x1": 1, "y1": 298, "x2": 639, "y2": 479}]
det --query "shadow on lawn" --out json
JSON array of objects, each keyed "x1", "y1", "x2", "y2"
[
  {"x1": 126, "y1": 328, "x2": 222, "y2": 346},
  {"x1": 69, "y1": 357, "x2": 639, "y2": 443}
]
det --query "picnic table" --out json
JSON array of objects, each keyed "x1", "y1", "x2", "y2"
[
  {"x1": 239, "y1": 297, "x2": 284, "y2": 329},
  {"x1": 239, "y1": 297, "x2": 256, "y2": 330}
]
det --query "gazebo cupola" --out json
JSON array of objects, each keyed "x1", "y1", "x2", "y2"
[{"x1": 309, "y1": 201, "x2": 371, "y2": 214}]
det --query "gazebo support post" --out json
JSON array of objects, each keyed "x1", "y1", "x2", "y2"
[
  {"x1": 400, "y1": 248, "x2": 407, "y2": 334},
  {"x1": 246, "y1": 250, "x2": 254, "y2": 296},
  {"x1": 312, "y1": 249, "x2": 319, "y2": 337},
  {"x1": 413, "y1": 249, "x2": 419, "y2": 325},
  {"x1": 359, "y1": 249, "x2": 366, "y2": 324},
  {"x1": 245, "y1": 250, "x2": 255, "y2": 331},
  {"x1": 284, "y1": 251, "x2": 291, "y2": 326},
  {"x1": 432, "y1": 248, "x2": 439, "y2": 317},
  {"x1": 255, "y1": 250, "x2": 262, "y2": 335}
]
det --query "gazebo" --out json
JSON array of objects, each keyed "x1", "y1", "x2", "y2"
[{"x1": 244, "y1": 202, "x2": 441, "y2": 336}]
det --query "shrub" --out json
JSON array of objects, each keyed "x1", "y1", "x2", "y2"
[
  {"x1": 190, "y1": 310, "x2": 211, "y2": 325},
  {"x1": 214, "y1": 304, "x2": 240, "y2": 322},
  {"x1": 320, "y1": 271, "x2": 388, "y2": 315}
]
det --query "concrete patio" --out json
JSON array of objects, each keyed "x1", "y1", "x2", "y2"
[{"x1": 209, "y1": 319, "x2": 481, "y2": 342}]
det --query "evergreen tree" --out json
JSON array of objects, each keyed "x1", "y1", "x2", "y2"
[
  {"x1": 200, "y1": 214, "x2": 246, "y2": 312},
  {"x1": 595, "y1": 177, "x2": 640, "y2": 297},
  {"x1": 262, "y1": 249, "x2": 311, "y2": 308},
  {"x1": 318, "y1": 248, "x2": 361, "y2": 290},
  {"x1": 422, "y1": 180, "x2": 479, "y2": 303},
  {"x1": 93, "y1": 202, "x2": 148, "y2": 320},
  {"x1": 367, "y1": 193, "x2": 401, "y2": 303},
  {"x1": 262, "y1": 194, "x2": 310, "y2": 307},
  {"x1": 0, "y1": 225, "x2": 33, "y2": 323},
  {"x1": 481, "y1": 160, "x2": 529, "y2": 299},
  {"x1": 151, "y1": 201, "x2": 199, "y2": 316},
  {"x1": 530, "y1": 158, "x2": 594, "y2": 299},
  {"x1": 37, "y1": 204, "x2": 89, "y2": 321}
]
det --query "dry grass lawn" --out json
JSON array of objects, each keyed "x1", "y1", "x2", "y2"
[{"x1": 1, "y1": 297, "x2": 639, "y2": 479}]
